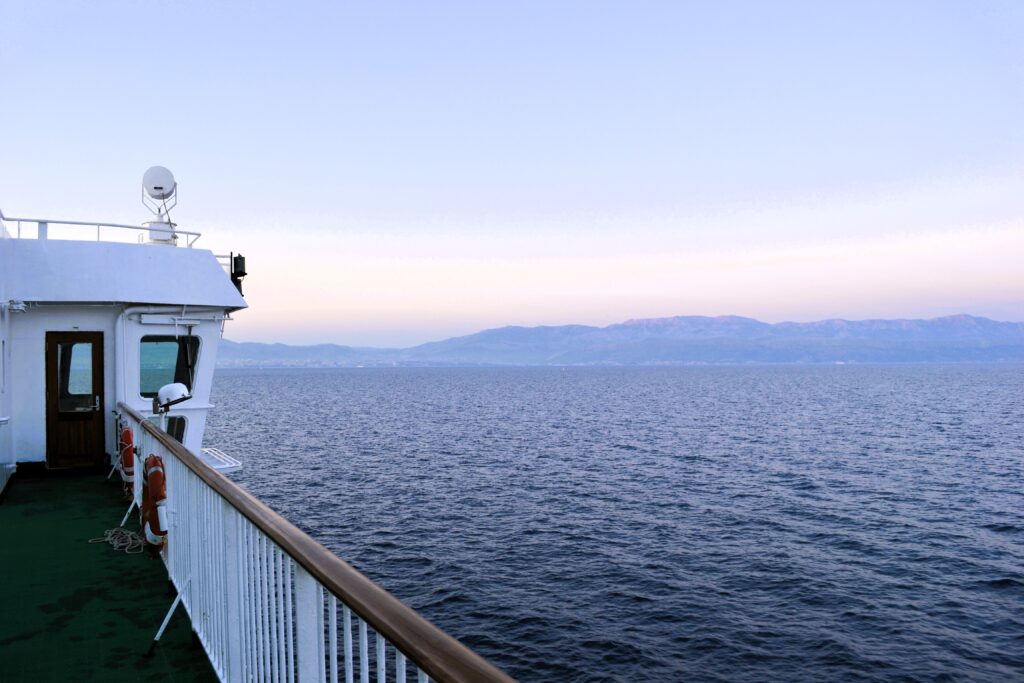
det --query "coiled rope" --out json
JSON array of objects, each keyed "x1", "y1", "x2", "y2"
[{"x1": 89, "y1": 527, "x2": 144, "y2": 554}]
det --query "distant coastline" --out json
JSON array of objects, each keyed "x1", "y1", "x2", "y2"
[{"x1": 217, "y1": 314, "x2": 1024, "y2": 368}]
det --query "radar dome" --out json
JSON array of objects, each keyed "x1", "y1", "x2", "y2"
[{"x1": 143, "y1": 166, "x2": 176, "y2": 200}]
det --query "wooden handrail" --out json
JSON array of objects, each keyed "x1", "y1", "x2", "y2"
[{"x1": 119, "y1": 402, "x2": 515, "y2": 683}]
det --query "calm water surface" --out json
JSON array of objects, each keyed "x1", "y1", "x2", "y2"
[{"x1": 205, "y1": 365, "x2": 1024, "y2": 682}]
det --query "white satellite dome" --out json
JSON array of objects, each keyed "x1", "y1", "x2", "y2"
[{"x1": 143, "y1": 166, "x2": 176, "y2": 200}]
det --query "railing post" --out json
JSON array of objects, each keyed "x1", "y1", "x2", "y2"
[
  {"x1": 295, "y1": 564, "x2": 321, "y2": 682},
  {"x1": 223, "y1": 501, "x2": 243, "y2": 682}
]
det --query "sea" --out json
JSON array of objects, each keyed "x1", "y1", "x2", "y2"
[{"x1": 204, "y1": 365, "x2": 1024, "y2": 682}]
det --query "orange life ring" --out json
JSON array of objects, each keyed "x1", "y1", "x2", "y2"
[
  {"x1": 118, "y1": 426, "x2": 135, "y2": 485},
  {"x1": 142, "y1": 454, "x2": 168, "y2": 547}
]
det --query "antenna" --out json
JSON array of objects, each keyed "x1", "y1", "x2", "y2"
[
  {"x1": 141, "y1": 166, "x2": 179, "y2": 244},
  {"x1": 142, "y1": 166, "x2": 178, "y2": 218}
]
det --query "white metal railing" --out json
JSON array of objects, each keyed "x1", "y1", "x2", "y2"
[
  {"x1": 120, "y1": 403, "x2": 513, "y2": 683},
  {"x1": 0, "y1": 209, "x2": 201, "y2": 247}
]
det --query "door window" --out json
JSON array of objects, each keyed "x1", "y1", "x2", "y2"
[{"x1": 58, "y1": 342, "x2": 93, "y2": 413}]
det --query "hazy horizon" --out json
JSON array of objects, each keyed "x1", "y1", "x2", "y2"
[
  {"x1": 224, "y1": 311, "x2": 1020, "y2": 349},
  {"x1": 2, "y1": 2, "x2": 1022, "y2": 346}
]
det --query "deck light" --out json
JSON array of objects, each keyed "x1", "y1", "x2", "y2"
[
  {"x1": 154, "y1": 382, "x2": 191, "y2": 413},
  {"x1": 153, "y1": 382, "x2": 192, "y2": 434}
]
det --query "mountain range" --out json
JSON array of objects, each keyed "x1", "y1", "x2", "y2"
[{"x1": 217, "y1": 314, "x2": 1024, "y2": 367}]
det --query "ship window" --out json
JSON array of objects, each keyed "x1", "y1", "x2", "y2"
[
  {"x1": 166, "y1": 416, "x2": 186, "y2": 444},
  {"x1": 140, "y1": 336, "x2": 200, "y2": 398}
]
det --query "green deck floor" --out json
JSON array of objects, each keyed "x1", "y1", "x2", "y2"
[{"x1": 0, "y1": 471, "x2": 217, "y2": 682}]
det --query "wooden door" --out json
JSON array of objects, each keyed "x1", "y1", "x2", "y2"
[{"x1": 46, "y1": 332, "x2": 105, "y2": 469}]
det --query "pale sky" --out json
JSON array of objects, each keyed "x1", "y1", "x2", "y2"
[{"x1": 1, "y1": 1, "x2": 1022, "y2": 346}]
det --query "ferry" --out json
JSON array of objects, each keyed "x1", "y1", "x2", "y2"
[{"x1": 0, "y1": 169, "x2": 514, "y2": 683}]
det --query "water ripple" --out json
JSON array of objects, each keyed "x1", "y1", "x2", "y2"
[{"x1": 206, "y1": 365, "x2": 1024, "y2": 682}]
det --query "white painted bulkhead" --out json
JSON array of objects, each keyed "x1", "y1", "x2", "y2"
[{"x1": 5, "y1": 305, "x2": 226, "y2": 462}]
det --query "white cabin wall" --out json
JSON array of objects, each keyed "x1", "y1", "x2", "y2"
[
  {"x1": 6, "y1": 305, "x2": 229, "y2": 465},
  {"x1": 8, "y1": 306, "x2": 118, "y2": 463},
  {"x1": 0, "y1": 296, "x2": 230, "y2": 464}
]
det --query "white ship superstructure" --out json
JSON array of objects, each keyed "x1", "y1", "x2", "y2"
[
  {"x1": 0, "y1": 170, "x2": 513, "y2": 683},
  {"x1": 0, "y1": 184, "x2": 244, "y2": 479}
]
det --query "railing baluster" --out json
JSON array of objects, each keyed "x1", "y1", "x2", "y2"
[
  {"x1": 261, "y1": 536, "x2": 272, "y2": 681},
  {"x1": 278, "y1": 550, "x2": 287, "y2": 683},
  {"x1": 203, "y1": 488, "x2": 213, "y2": 664},
  {"x1": 221, "y1": 494, "x2": 229, "y2": 669},
  {"x1": 249, "y1": 523, "x2": 260, "y2": 682},
  {"x1": 318, "y1": 585, "x2": 327, "y2": 682},
  {"x1": 329, "y1": 595, "x2": 338, "y2": 683},
  {"x1": 213, "y1": 488, "x2": 220, "y2": 665},
  {"x1": 271, "y1": 545, "x2": 282, "y2": 683},
  {"x1": 360, "y1": 619, "x2": 369, "y2": 683},
  {"x1": 396, "y1": 652, "x2": 406, "y2": 683},
  {"x1": 376, "y1": 632, "x2": 385, "y2": 683},
  {"x1": 294, "y1": 564, "x2": 320, "y2": 682},
  {"x1": 239, "y1": 519, "x2": 251, "y2": 682},
  {"x1": 343, "y1": 606, "x2": 353, "y2": 683},
  {"x1": 224, "y1": 501, "x2": 243, "y2": 680},
  {"x1": 285, "y1": 559, "x2": 295, "y2": 683}
]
